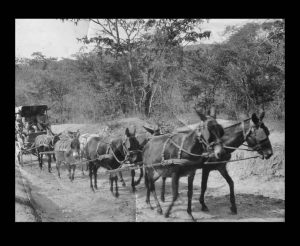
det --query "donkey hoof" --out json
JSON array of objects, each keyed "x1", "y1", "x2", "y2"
[
  {"x1": 164, "y1": 212, "x2": 169, "y2": 218},
  {"x1": 188, "y1": 212, "x2": 196, "y2": 222},
  {"x1": 122, "y1": 183, "x2": 126, "y2": 187},
  {"x1": 201, "y1": 206, "x2": 209, "y2": 212},
  {"x1": 115, "y1": 193, "x2": 119, "y2": 198},
  {"x1": 230, "y1": 207, "x2": 237, "y2": 215},
  {"x1": 157, "y1": 208, "x2": 163, "y2": 215},
  {"x1": 161, "y1": 197, "x2": 165, "y2": 203}
]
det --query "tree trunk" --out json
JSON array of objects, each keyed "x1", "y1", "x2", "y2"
[
  {"x1": 127, "y1": 59, "x2": 138, "y2": 113},
  {"x1": 147, "y1": 84, "x2": 158, "y2": 117},
  {"x1": 144, "y1": 85, "x2": 152, "y2": 117}
]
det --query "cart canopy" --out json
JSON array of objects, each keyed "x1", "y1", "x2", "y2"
[{"x1": 16, "y1": 105, "x2": 48, "y2": 118}]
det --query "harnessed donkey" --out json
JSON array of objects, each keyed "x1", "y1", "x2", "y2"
[
  {"x1": 31, "y1": 130, "x2": 62, "y2": 172},
  {"x1": 142, "y1": 110, "x2": 226, "y2": 220},
  {"x1": 84, "y1": 127, "x2": 142, "y2": 196},
  {"x1": 54, "y1": 130, "x2": 81, "y2": 181}
]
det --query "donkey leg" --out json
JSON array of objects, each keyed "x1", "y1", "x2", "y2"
[
  {"x1": 48, "y1": 154, "x2": 52, "y2": 173},
  {"x1": 52, "y1": 154, "x2": 56, "y2": 162},
  {"x1": 187, "y1": 172, "x2": 196, "y2": 221},
  {"x1": 144, "y1": 171, "x2": 153, "y2": 209},
  {"x1": 72, "y1": 165, "x2": 76, "y2": 181},
  {"x1": 165, "y1": 173, "x2": 179, "y2": 218},
  {"x1": 161, "y1": 176, "x2": 166, "y2": 202},
  {"x1": 199, "y1": 167, "x2": 210, "y2": 211},
  {"x1": 37, "y1": 151, "x2": 41, "y2": 170},
  {"x1": 149, "y1": 178, "x2": 163, "y2": 215},
  {"x1": 131, "y1": 170, "x2": 136, "y2": 193},
  {"x1": 93, "y1": 166, "x2": 98, "y2": 189},
  {"x1": 40, "y1": 152, "x2": 45, "y2": 170},
  {"x1": 114, "y1": 175, "x2": 119, "y2": 198},
  {"x1": 109, "y1": 175, "x2": 114, "y2": 195},
  {"x1": 56, "y1": 161, "x2": 61, "y2": 178},
  {"x1": 68, "y1": 165, "x2": 72, "y2": 181},
  {"x1": 89, "y1": 163, "x2": 95, "y2": 192},
  {"x1": 218, "y1": 165, "x2": 237, "y2": 214},
  {"x1": 119, "y1": 172, "x2": 126, "y2": 187},
  {"x1": 38, "y1": 151, "x2": 43, "y2": 170}
]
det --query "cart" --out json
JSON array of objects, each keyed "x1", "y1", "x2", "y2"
[{"x1": 15, "y1": 105, "x2": 51, "y2": 166}]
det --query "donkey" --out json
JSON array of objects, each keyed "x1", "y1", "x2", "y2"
[
  {"x1": 142, "y1": 110, "x2": 226, "y2": 220},
  {"x1": 84, "y1": 127, "x2": 141, "y2": 196},
  {"x1": 78, "y1": 133, "x2": 100, "y2": 175},
  {"x1": 32, "y1": 130, "x2": 62, "y2": 172},
  {"x1": 79, "y1": 128, "x2": 111, "y2": 174},
  {"x1": 125, "y1": 126, "x2": 164, "y2": 192},
  {"x1": 195, "y1": 111, "x2": 273, "y2": 215},
  {"x1": 54, "y1": 130, "x2": 81, "y2": 181}
]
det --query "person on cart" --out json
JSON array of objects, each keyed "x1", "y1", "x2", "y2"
[{"x1": 36, "y1": 113, "x2": 50, "y2": 131}]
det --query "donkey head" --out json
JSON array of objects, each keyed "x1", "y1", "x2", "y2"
[
  {"x1": 51, "y1": 132, "x2": 62, "y2": 147},
  {"x1": 194, "y1": 107, "x2": 226, "y2": 159},
  {"x1": 123, "y1": 126, "x2": 142, "y2": 163},
  {"x1": 245, "y1": 111, "x2": 273, "y2": 159},
  {"x1": 70, "y1": 130, "x2": 81, "y2": 160}
]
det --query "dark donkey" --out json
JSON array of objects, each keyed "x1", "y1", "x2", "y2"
[
  {"x1": 84, "y1": 127, "x2": 141, "y2": 196},
  {"x1": 32, "y1": 129, "x2": 62, "y2": 172},
  {"x1": 126, "y1": 126, "x2": 164, "y2": 192},
  {"x1": 54, "y1": 130, "x2": 81, "y2": 181},
  {"x1": 196, "y1": 111, "x2": 273, "y2": 214},
  {"x1": 142, "y1": 110, "x2": 226, "y2": 220}
]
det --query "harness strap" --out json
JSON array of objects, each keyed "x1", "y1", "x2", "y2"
[
  {"x1": 161, "y1": 137, "x2": 172, "y2": 162},
  {"x1": 241, "y1": 120, "x2": 246, "y2": 138},
  {"x1": 106, "y1": 143, "x2": 110, "y2": 154},
  {"x1": 161, "y1": 134, "x2": 209, "y2": 159},
  {"x1": 108, "y1": 143, "x2": 124, "y2": 164},
  {"x1": 178, "y1": 135, "x2": 187, "y2": 159},
  {"x1": 95, "y1": 141, "x2": 102, "y2": 157}
]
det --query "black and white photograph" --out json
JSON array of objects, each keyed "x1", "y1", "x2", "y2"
[{"x1": 15, "y1": 19, "x2": 285, "y2": 222}]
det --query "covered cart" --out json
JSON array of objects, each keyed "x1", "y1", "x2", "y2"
[{"x1": 15, "y1": 105, "x2": 52, "y2": 166}]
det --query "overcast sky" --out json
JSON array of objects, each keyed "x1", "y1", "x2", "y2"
[{"x1": 16, "y1": 19, "x2": 270, "y2": 60}]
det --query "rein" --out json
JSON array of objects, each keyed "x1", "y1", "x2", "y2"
[
  {"x1": 167, "y1": 136, "x2": 211, "y2": 158},
  {"x1": 158, "y1": 126, "x2": 214, "y2": 168}
]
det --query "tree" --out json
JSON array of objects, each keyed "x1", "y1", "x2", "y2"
[
  {"x1": 67, "y1": 19, "x2": 210, "y2": 117},
  {"x1": 212, "y1": 21, "x2": 285, "y2": 118}
]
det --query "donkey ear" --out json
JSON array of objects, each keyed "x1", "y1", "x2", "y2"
[
  {"x1": 194, "y1": 107, "x2": 207, "y2": 122},
  {"x1": 259, "y1": 110, "x2": 265, "y2": 121},
  {"x1": 197, "y1": 113, "x2": 207, "y2": 122},
  {"x1": 143, "y1": 126, "x2": 154, "y2": 135},
  {"x1": 125, "y1": 128, "x2": 130, "y2": 137},
  {"x1": 195, "y1": 110, "x2": 207, "y2": 121},
  {"x1": 76, "y1": 130, "x2": 80, "y2": 138},
  {"x1": 251, "y1": 113, "x2": 259, "y2": 125},
  {"x1": 209, "y1": 106, "x2": 216, "y2": 119}
]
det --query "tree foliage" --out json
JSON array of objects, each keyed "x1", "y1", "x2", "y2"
[{"x1": 15, "y1": 19, "x2": 285, "y2": 123}]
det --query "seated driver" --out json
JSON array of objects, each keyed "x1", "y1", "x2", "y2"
[{"x1": 36, "y1": 113, "x2": 49, "y2": 131}]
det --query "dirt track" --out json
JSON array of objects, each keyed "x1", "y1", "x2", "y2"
[
  {"x1": 16, "y1": 157, "x2": 284, "y2": 222},
  {"x1": 15, "y1": 119, "x2": 285, "y2": 222}
]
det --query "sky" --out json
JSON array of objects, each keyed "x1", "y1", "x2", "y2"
[{"x1": 16, "y1": 19, "x2": 270, "y2": 60}]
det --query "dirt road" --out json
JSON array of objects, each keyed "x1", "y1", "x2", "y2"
[
  {"x1": 15, "y1": 119, "x2": 285, "y2": 222},
  {"x1": 16, "y1": 157, "x2": 284, "y2": 222}
]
